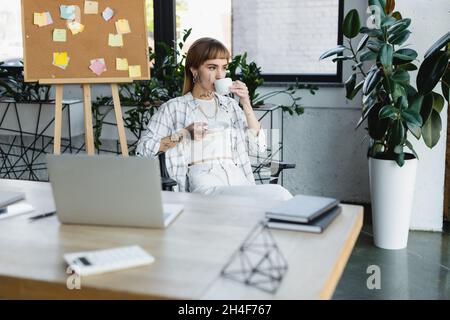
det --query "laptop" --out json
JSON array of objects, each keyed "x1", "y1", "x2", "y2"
[{"x1": 46, "y1": 154, "x2": 183, "y2": 228}]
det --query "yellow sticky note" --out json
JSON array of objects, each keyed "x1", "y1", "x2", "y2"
[
  {"x1": 53, "y1": 29, "x2": 67, "y2": 42},
  {"x1": 116, "y1": 58, "x2": 129, "y2": 71},
  {"x1": 108, "y1": 33, "x2": 123, "y2": 47},
  {"x1": 129, "y1": 65, "x2": 141, "y2": 78},
  {"x1": 115, "y1": 19, "x2": 131, "y2": 34},
  {"x1": 54, "y1": 52, "x2": 68, "y2": 66},
  {"x1": 33, "y1": 13, "x2": 45, "y2": 26},
  {"x1": 84, "y1": 1, "x2": 98, "y2": 14}
]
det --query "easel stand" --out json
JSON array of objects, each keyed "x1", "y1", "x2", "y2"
[{"x1": 51, "y1": 83, "x2": 129, "y2": 156}]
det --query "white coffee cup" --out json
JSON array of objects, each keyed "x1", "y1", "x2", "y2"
[{"x1": 214, "y1": 77, "x2": 233, "y2": 95}]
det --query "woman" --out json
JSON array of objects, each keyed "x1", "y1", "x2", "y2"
[{"x1": 136, "y1": 37, "x2": 292, "y2": 201}]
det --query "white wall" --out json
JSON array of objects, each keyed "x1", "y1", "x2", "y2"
[
  {"x1": 395, "y1": 0, "x2": 448, "y2": 231},
  {"x1": 254, "y1": 0, "x2": 448, "y2": 231}
]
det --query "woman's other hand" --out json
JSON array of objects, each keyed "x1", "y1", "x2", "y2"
[{"x1": 229, "y1": 80, "x2": 251, "y2": 107}]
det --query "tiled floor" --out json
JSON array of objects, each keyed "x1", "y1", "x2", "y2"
[{"x1": 333, "y1": 207, "x2": 450, "y2": 300}]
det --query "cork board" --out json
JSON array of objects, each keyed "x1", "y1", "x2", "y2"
[{"x1": 21, "y1": 0, "x2": 150, "y2": 84}]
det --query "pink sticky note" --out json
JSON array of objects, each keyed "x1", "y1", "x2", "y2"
[{"x1": 89, "y1": 59, "x2": 107, "y2": 76}]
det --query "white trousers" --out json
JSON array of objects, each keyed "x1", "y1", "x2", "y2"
[{"x1": 187, "y1": 160, "x2": 293, "y2": 201}]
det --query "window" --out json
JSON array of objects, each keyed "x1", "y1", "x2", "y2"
[
  {"x1": 1, "y1": 0, "x2": 343, "y2": 82},
  {"x1": 146, "y1": 0, "x2": 155, "y2": 52},
  {"x1": 0, "y1": 1, "x2": 22, "y2": 63},
  {"x1": 175, "y1": 0, "x2": 232, "y2": 56},
  {"x1": 233, "y1": 0, "x2": 343, "y2": 82},
  {"x1": 155, "y1": 0, "x2": 344, "y2": 83}
]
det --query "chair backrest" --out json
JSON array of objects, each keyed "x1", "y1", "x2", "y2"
[{"x1": 158, "y1": 152, "x2": 177, "y2": 191}]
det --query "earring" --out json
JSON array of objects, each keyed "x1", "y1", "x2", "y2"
[{"x1": 193, "y1": 74, "x2": 198, "y2": 83}]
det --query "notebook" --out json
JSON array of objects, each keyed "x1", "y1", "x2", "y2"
[
  {"x1": 266, "y1": 206, "x2": 342, "y2": 233},
  {"x1": 265, "y1": 194, "x2": 339, "y2": 223}
]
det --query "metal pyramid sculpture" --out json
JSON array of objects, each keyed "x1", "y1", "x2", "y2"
[{"x1": 221, "y1": 220, "x2": 288, "y2": 294}]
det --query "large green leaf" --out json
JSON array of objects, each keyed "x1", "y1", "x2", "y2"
[
  {"x1": 407, "y1": 122, "x2": 422, "y2": 140},
  {"x1": 343, "y1": 9, "x2": 361, "y2": 39},
  {"x1": 356, "y1": 99, "x2": 378, "y2": 129},
  {"x1": 388, "y1": 30, "x2": 411, "y2": 45},
  {"x1": 420, "y1": 93, "x2": 434, "y2": 124},
  {"x1": 441, "y1": 69, "x2": 450, "y2": 102},
  {"x1": 417, "y1": 51, "x2": 449, "y2": 95},
  {"x1": 332, "y1": 55, "x2": 355, "y2": 62},
  {"x1": 393, "y1": 49, "x2": 418, "y2": 64},
  {"x1": 395, "y1": 152, "x2": 405, "y2": 167},
  {"x1": 387, "y1": 18, "x2": 411, "y2": 35},
  {"x1": 360, "y1": 50, "x2": 378, "y2": 61},
  {"x1": 363, "y1": 68, "x2": 383, "y2": 95},
  {"x1": 381, "y1": 16, "x2": 397, "y2": 28},
  {"x1": 408, "y1": 94, "x2": 424, "y2": 114},
  {"x1": 357, "y1": 34, "x2": 370, "y2": 52},
  {"x1": 392, "y1": 82, "x2": 406, "y2": 101},
  {"x1": 368, "y1": 103, "x2": 389, "y2": 140},
  {"x1": 345, "y1": 74, "x2": 357, "y2": 99},
  {"x1": 405, "y1": 140, "x2": 419, "y2": 159},
  {"x1": 396, "y1": 95, "x2": 408, "y2": 110},
  {"x1": 391, "y1": 69, "x2": 410, "y2": 83},
  {"x1": 389, "y1": 120, "x2": 405, "y2": 146},
  {"x1": 397, "y1": 63, "x2": 417, "y2": 71},
  {"x1": 348, "y1": 80, "x2": 364, "y2": 100},
  {"x1": 431, "y1": 92, "x2": 445, "y2": 113},
  {"x1": 424, "y1": 32, "x2": 450, "y2": 59},
  {"x1": 379, "y1": 44, "x2": 393, "y2": 69},
  {"x1": 319, "y1": 45, "x2": 346, "y2": 60},
  {"x1": 379, "y1": 105, "x2": 398, "y2": 120},
  {"x1": 367, "y1": 38, "x2": 384, "y2": 52},
  {"x1": 382, "y1": 75, "x2": 395, "y2": 94},
  {"x1": 331, "y1": 56, "x2": 354, "y2": 62},
  {"x1": 359, "y1": 27, "x2": 384, "y2": 37},
  {"x1": 422, "y1": 110, "x2": 442, "y2": 148},
  {"x1": 405, "y1": 85, "x2": 418, "y2": 100},
  {"x1": 402, "y1": 109, "x2": 422, "y2": 126}
]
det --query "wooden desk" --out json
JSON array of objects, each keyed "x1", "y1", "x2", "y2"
[{"x1": 0, "y1": 179, "x2": 362, "y2": 299}]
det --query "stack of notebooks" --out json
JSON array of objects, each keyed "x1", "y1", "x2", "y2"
[{"x1": 265, "y1": 194, "x2": 341, "y2": 233}]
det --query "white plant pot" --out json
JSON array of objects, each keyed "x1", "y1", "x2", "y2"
[{"x1": 369, "y1": 156, "x2": 418, "y2": 250}]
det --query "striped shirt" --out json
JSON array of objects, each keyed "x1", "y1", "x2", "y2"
[{"x1": 136, "y1": 92, "x2": 267, "y2": 192}]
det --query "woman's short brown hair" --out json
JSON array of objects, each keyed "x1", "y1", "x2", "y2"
[{"x1": 182, "y1": 37, "x2": 230, "y2": 94}]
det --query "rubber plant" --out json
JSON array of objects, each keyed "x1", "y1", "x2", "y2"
[{"x1": 320, "y1": 0, "x2": 449, "y2": 166}]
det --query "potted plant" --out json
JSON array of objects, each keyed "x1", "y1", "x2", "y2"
[{"x1": 320, "y1": 1, "x2": 449, "y2": 249}]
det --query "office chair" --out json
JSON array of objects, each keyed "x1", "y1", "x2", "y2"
[
  {"x1": 158, "y1": 152, "x2": 296, "y2": 191},
  {"x1": 158, "y1": 152, "x2": 178, "y2": 191}
]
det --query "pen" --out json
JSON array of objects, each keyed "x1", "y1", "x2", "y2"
[{"x1": 29, "y1": 211, "x2": 56, "y2": 221}]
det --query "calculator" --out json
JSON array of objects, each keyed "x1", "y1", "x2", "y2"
[{"x1": 63, "y1": 245, "x2": 155, "y2": 276}]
